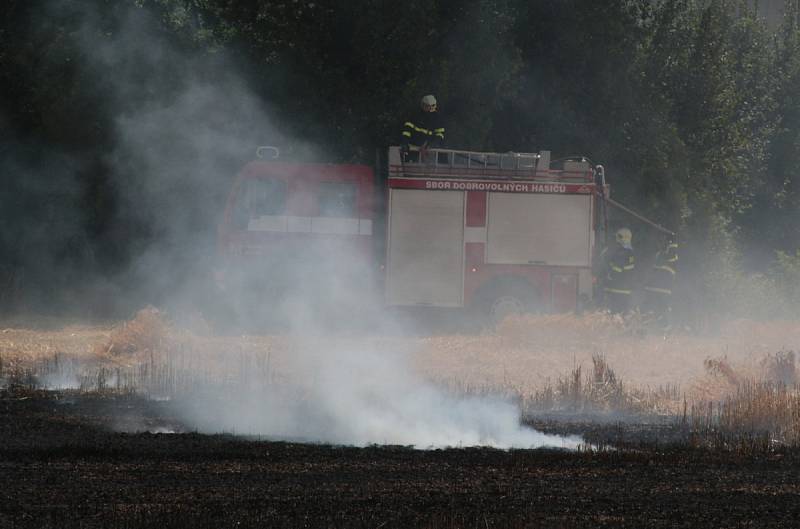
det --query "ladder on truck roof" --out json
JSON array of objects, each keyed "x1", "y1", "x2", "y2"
[{"x1": 387, "y1": 145, "x2": 594, "y2": 182}]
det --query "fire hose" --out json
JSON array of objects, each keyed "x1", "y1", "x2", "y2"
[
  {"x1": 594, "y1": 165, "x2": 675, "y2": 237},
  {"x1": 605, "y1": 197, "x2": 675, "y2": 237}
]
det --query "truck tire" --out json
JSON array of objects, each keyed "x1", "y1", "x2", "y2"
[
  {"x1": 489, "y1": 294, "x2": 528, "y2": 324},
  {"x1": 474, "y1": 278, "x2": 541, "y2": 327}
]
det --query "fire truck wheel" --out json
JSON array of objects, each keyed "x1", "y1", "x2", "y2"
[
  {"x1": 475, "y1": 280, "x2": 540, "y2": 327},
  {"x1": 489, "y1": 295, "x2": 527, "y2": 324}
]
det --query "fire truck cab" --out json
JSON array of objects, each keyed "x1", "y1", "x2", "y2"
[
  {"x1": 217, "y1": 145, "x2": 599, "y2": 324},
  {"x1": 216, "y1": 147, "x2": 376, "y2": 324}
]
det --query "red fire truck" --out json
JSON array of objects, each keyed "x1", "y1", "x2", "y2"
[{"x1": 216, "y1": 145, "x2": 602, "y2": 324}]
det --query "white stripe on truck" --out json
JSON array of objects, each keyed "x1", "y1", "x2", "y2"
[
  {"x1": 248, "y1": 215, "x2": 370, "y2": 235},
  {"x1": 311, "y1": 217, "x2": 359, "y2": 234}
]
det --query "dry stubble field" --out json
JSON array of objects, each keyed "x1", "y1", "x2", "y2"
[
  {"x1": 2, "y1": 310, "x2": 800, "y2": 528},
  {"x1": 2, "y1": 310, "x2": 797, "y2": 402}
]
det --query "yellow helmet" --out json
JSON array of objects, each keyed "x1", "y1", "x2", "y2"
[
  {"x1": 421, "y1": 94, "x2": 437, "y2": 112},
  {"x1": 615, "y1": 227, "x2": 632, "y2": 248}
]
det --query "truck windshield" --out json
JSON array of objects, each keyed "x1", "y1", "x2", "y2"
[
  {"x1": 318, "y1": 182, "x2": 356, "y2": 217},
  {"x1": 232, "y1": 178, "x2": 287, "y2": 229}
]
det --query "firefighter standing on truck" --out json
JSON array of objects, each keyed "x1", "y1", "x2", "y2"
[
  {"x1": 602, "y1": 228, "x2": 636, "y2": 314},
  {"x1": 401, "y1": 94, "x2": 445, "y2": 161},
  {"x1": 643, "y1": 239, "x2": 678, "y2": 324}
]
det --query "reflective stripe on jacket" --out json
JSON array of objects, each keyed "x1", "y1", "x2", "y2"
[
  {"x1": 645, "y1": 244, "x2": 678, "y2": 294},
  {"x1": 604, "y1": 245, "x2": 635, "y2": 293},
  {"x1": 401, "y1": 110, "x2": 445, "y2": 148}
]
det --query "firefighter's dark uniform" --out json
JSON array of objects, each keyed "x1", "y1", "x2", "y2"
[
  {"x1": 603, "y1": 245, "x2": 636, "y2": 314},
  {"x1": 401, "y1": 109, "x2": 445, "y2": 157},
  {"x1": 643, "y1": 242, "x2": 678, "y2": 321}
]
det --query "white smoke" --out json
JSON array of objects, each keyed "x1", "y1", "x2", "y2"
[
  {"x1": 58, "y1": 1, "x2": 582, "y2": 450},
  {"x1": 172, "y1": 340, "x2": 582, "y2": 449}
]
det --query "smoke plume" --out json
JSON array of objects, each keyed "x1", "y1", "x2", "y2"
[{"x1": 7, "y1": 1, "x2": 583, "y2": 450}]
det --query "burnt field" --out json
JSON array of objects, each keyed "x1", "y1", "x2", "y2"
[
  {"x1": 2, "y1": 390, "x2": 800, "y2": 529},
  {"x1": 4, "y1": 312, "x2": 800, "y2": 527}
]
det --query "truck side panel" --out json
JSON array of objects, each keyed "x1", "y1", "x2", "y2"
[
  {"x1": 485, "y1": 193, "x2": 592, "y2": 267},
  {"x1": 386, "y1": 189, "x2": 465, "y2": 307}
]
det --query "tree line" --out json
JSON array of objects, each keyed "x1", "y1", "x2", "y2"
[{"x1": 2, "y1": 0, "x2": 800, "y2": 320}]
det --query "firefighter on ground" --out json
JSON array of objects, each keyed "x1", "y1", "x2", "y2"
[
  {"x1": 602, "y1": 227, "x2": 636, "y2": 314},
  {"x1": 401, "y1": 94, "x2": 445, "y2": 160},
  {"x1": 642, "y1": 239, "x2": 678, "y2": 324}
]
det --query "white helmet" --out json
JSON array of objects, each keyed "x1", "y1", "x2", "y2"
[
  {"x1": 421, "y1": 94, "x2": 437, "y2": 112},
  {"x1": 615, "y1": 227, "x2": 632, "y2": 248}
]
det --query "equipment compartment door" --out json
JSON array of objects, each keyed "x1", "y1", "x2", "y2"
[
  {"x1": 386, "y1": 189, "x2": 465, "y2": 306},
  {"x1": 486, "y1": 193, "x2": 592, "y2": 267}
]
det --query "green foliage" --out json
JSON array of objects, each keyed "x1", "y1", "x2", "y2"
[
  {"x1": 4, "y1": 0, "x2": 800, "y2": 318},
  {"x1": 770, "y1": 249, "x2": 800, "y2": 312},
  {"x1": 697, "y1": 212, "x2": 785, "y2": 320}
]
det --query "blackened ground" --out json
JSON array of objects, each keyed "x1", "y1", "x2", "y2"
[{"x1": 1, "y1": 389, "x2": 799, "y2": 529}]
